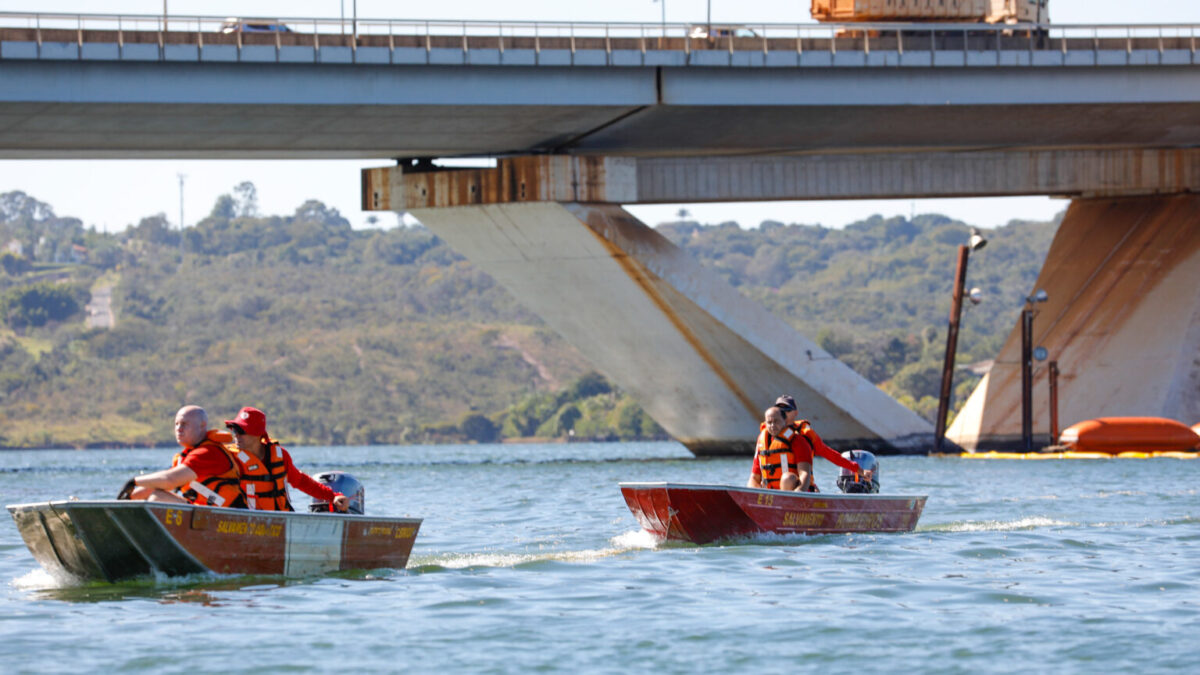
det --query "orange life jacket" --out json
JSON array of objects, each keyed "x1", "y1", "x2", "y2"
[
  {"x1": 790, "y1": 420, "x2": 819, "y2": 463},
  {"x1": 755, "y1": 427, "x2": 804, "y2": 490},
  {"x1": 171, "y1": 432, "x2": 246, "y2": 508},
  {"x1": 232, "y1": 441, "x2": 293, "y2": 511}
]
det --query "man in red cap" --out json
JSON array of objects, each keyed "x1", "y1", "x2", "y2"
[{"x1": 224, "y1": 406, "x2": 349, "y2": 512}]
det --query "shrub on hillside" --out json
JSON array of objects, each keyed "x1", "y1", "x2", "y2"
[
  {"x1": 460, "y1": 414, "x2": 500, "y2": 443},
  {"x1": 0, "y1": 251, "x2": 30, "y2": 276},
  {"x1": 0, "y1": 281, "x2": 85, "y2": 328}
]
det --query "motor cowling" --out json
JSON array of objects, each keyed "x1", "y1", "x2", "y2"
[
  {"x1": 309, "y1": 471, "x2": 365, "y2": 514},
  {"x1": 836, "y1": 450, "x2": 880, "y2": 494}
]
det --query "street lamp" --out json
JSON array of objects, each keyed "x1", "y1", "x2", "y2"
[
  {"x1": 1048, "y1": 359, "x2": 1060, "y2": 444},
  {"x1": 934, "y1": 227, "x2": 987, "y2": 453},
  {"x1": 1021, "y1": 288, "x2": 1049, "y2": 451}
]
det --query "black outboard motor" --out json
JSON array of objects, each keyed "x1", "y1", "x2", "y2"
[
  {"x1": 837, "y1": 450, "x2": 880, "y2": 494},
  {"x1": 309, "y1": 471, "x2": 365, "y2": 514}
]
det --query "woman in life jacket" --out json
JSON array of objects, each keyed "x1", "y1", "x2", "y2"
[
  {"x1": 748, "y1": 404, "x2": 862, "y2": 492},
  {"x1": 223, "y1": 406, "x2": 350, "y2": 512},
  {"x1": 771, "y1": 394, "x2": 863, "y2": 492},
  {"x1": 748, "y1": 406, "x2": 809, "y2": 491}
]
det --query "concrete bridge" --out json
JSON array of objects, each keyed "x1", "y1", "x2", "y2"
[{"x1": 3, "y1": 12, "x2": 1198, "y2": 453}]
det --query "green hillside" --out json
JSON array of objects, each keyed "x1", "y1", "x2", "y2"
[{"x1": 0, "y1": 188, "x2": 1058, "y2": 448}]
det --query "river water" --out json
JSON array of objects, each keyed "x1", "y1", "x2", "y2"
[{"x1": 2, "y1": 442, "x2": 1197, "y2": 673}]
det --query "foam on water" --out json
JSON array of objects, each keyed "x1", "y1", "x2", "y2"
[
  {"x1": 412, "y1": 545, "x2": 633, "y2": 570},
  {"x1": 10, "y1": 568, "x2": 77, "y2": 591},
  {"x1": 410, "y1": 529, "x2": 667, "y2": 570},
  {"x1": 609, "y1": 528, "x2": 658, "y2": 550},
  {"x1": 924, "y1": 516, "x2": 1074, "y2": 533}
]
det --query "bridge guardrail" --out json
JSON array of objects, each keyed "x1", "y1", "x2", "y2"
[{"x1": 0, "y1": 12, "x2": 1195, "y2": 65}]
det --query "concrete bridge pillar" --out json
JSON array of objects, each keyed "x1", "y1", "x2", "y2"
[
  {"x1": 948, "y1": 194, "x2": 1200, "y2": 450},
  {"x1": 364, "y1": 158, "x2": 932, "y2": 455}
]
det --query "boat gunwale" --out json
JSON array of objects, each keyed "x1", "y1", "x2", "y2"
[{"x1": 6, "y1": 499, "x2": 423, "y2": 525}]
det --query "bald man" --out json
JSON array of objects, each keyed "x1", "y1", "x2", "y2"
[{"x1": 123, "y1": 405, "x2": 246, "y2": 508}]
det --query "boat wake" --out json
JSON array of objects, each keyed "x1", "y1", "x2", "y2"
[
  {"x1": 408, "y1": 530, "x2": 662, "y2": 571},
  {"x1": 922, "y1": 516, "x2": 1074, "y2": 533}
]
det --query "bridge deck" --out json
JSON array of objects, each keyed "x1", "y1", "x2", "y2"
[
  {"x1": 1, "y1": 14, "x2": 1198, "y2": 68},
  {"x1": 2, "y1": 15, "x2": 1199, "y2": 159}
]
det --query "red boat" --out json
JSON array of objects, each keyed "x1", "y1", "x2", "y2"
[
  {"x1": 620, "y1": 482, "x2": 927, "y2": 544},
  {"x1": 8, "y1": 500, "x2": 421, "y2": 582}
]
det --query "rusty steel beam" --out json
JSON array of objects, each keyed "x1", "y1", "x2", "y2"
[
  {"x1": 364, "y1": 148, "x2": 1200, "y2": 210},
  {"x1": 633, "y1": 149, "x2": 1200, "y2": 201},
  {"x1": 364, "y1": 156, "x2": 637, "y2": 210}
]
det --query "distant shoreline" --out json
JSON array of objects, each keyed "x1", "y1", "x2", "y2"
[{"x1": 0, "y1": 435, "x2": 671, "y2": 451}]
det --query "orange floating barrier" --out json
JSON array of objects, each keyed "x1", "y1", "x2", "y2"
[
  {"x1": 1059, "y1": 417, "x2": 1200, "y2": 454},
  {"x1": 958, "y1": 450, "x2": 1199, "y2": 460}
]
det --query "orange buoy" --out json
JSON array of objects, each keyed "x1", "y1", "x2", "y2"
[{"x1": 1059, "y1": 417, "x2": 1200, "y2": 454}]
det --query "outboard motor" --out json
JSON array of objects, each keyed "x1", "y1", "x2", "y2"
[
  {"x1": 309, "y1": 471, "x2": 365, "y2": 514},
  {"x1": 837, "y1": 450, "x2": 880, "y2": 494}
]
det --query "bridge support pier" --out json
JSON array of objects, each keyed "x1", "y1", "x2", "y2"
[
  {"x1": 408, "y1": 201, "x2": 931, "y2": 455},
  {"x1": 948, "y1": 194, "x2": 1200, "y2": 450}
]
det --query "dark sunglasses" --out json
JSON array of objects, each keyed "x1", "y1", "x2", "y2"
[{"x1": 227, "y1": 424, "x2": 246, "y2": 436}]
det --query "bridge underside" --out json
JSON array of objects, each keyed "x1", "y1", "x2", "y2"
[
  {"x1": 2, "y1": 60, "x2": 1200, "y2": 158},
  {"x1": 948, "y1": 194, "x2": 1200, "y2": 450}
]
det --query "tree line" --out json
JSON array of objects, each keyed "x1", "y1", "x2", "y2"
[{"x1": 0, "y1": 187, "x2": 1056, "y2": 448}]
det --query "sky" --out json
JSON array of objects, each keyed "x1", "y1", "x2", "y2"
[{"x1": 1, "y1": 1, "x2": 1197, "y2": 232}]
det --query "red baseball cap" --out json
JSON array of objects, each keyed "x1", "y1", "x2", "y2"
[{"x1": 224, "y1": 406, "x2": 267, "y2": 438}]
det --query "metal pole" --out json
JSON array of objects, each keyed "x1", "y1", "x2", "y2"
[
  {"x1": 177, "y1": 174, "x2": 185, "y2": 232},
  {"x1": 934, "y1": 244, "x2": 970, "y2": 454},
  {"x1": 707, "y1": 0, "x2": 712, "y2": 35},
  {"x1": 163, "y1": 0, "x2": 168, "y2": 32},
  {"x1": 1048, "y1": 360, "x2": 1060, "y2": 444},
  {"x1": 177, "y1": 173, "x2": 186, "y2": 259},
  {"x1": 1021, "y1": 305, "x2": 1034, "y2": 451},
  {"x1": 353, "y1": 0, "x2": 357, "y2": 44}
]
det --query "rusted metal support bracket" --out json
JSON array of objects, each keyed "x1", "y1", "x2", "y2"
[{"x1": 363, "y1": 156, "x2": 636, "y2": 211}]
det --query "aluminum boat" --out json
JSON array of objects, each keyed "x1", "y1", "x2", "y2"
[{"x1": 8, "y1": 499, "x2": 421, "y2": 582}]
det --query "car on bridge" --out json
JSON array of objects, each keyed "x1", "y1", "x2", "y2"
[
  {"x1": 687, "y1": 24, "x2": 760, "y2": 40},
  {"x1": 220, "y1": 18, "x2": 292, "y2": 34}
]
